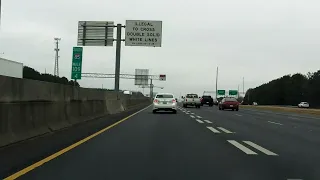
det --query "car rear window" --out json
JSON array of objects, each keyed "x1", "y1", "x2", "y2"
[
  {"x1": 203, "y1": 96, "x2": 212, "y2": 98},
  {"x1": 156, "y1": 94, "x2": 173, "y2": 98},
  {"x1": 186, "y1": 94, "x2": 198, "y2": 98},
  {"x1": 225, "y1": 98, "x2": 237, "y2": 102}
]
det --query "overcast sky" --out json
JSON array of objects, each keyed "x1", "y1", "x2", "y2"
[{"x1": 1, "y1": 0, "x2": 320, "y2": 97}]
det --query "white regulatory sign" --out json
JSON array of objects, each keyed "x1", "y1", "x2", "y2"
[{"x1": 125, "y1": 20, "x2": 162, "y2": 47}]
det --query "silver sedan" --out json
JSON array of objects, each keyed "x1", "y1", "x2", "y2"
[{"x1": 152, "y1": 93, "x2": 177, "y2": 114}]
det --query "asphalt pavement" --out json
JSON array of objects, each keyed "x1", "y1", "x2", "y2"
[{"x1": 2, "y1": 104, "x2": 320, "y2": 180}]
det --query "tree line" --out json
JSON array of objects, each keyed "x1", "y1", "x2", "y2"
[
  {"x1": 23, "y1": 66, "x2": 80, "y2": 86},
  {"x1": 243, "y1": 70, "x2": 320, "y2": 107}
]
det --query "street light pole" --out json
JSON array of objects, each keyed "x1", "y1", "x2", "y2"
[{"x1": 215, "y1": 66, "x2": 218, "y2": 99}]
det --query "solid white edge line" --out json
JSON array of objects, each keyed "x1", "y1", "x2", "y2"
[
  {"x1": 227, "y1": 140, "x2": 258, "y2": 155},
  {"x1": 217, "y1": 127, "x2": 233, "y2": 133},
  {"x1": 267, "y1": 121, "x2": 283, "y2": 126},
  {"x1": 206, "y1": 127, "x2": 220, "y2": 133},
  {"x1": 204, "y1": 120, "x2": 212, "y2": 124},
  {"x1": 243, "y1": 141, "x2": 278, "y2": 156},
  {"x1": 196, "y1": 119, "x2": 204, "y2": 123}
]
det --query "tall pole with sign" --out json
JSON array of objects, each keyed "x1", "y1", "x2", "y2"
[
  {"x1": 71, "y1": 47, "x2": 83, "y2": 80},
  {"x1": 114, "y1": 24, "x2": 122, "y2": 91}
]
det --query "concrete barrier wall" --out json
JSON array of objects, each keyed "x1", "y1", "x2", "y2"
[{"x1": 0, "y1": 75, "x2": 150, "y2": 147}]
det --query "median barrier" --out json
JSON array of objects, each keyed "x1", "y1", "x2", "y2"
[{"x1": 0, "y1": 75, "x2": 150, "y2": 147}]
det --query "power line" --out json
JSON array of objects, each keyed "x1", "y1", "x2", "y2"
[{"x1": 54, "y1": 37, "x2": 61, "y2": 76}]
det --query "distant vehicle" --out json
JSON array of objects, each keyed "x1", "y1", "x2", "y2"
[
  {"x1": 253, "y1": 102, "x2": 258, "y2": 106},
  {"x1": 123, "y1": 90, "x2": 132, "y2": 95},
  {"x1": 182, "y1": 94, "x2": 201, "y2": 108},
  {"x1": 218, "y1": 97, "x2": 239, "y2": 111},
  {"x1": 298, "y1": 102, "x2": 309, "y2": 108},
  {"x1": 153, "y1": 93, "x2": 177, "y2": 114},
  {"x1": 201, "y1": 95, "x2": 214, "y2": 106},
  {"x1": 213, "y1": 98, "x2": 219, "y2": 105}
]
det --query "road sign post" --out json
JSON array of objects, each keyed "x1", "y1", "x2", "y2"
[
  {"x1": 125, "y1": 20, "x2": 163, "y2": 47},
  {"x1": 229, "y1": 90, "x2": 238, "y2": 96},
  {"x1": 217, "y1": 90, "x2": 225, "y2": 96},
  {"x1": 159, "y1": 74, "x2": 166, "y2": 81},
  {"x1": 71, "y1": 47, "x2": 83, "y2": 80}
]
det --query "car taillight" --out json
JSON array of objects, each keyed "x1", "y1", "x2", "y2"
[
  {"x1": 154, "y1": 99, "x2": 159, "y2": 103},
  {"x1": 172, "y1": 99, "x2": 176, "y2": 103},
  {"x1": 185, "y1": 99, "x2": 187, "y2": 102},
  {"x1": 200, "y1": 98, "x2": 203, "y2": 102}
]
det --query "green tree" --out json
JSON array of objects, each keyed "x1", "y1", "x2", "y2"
[
  {"x1": 243, "y1": 71, "x2": 318, "y2": 107},
  {"x1": 23, "y1": 66, "x2": 80, "y2": 86}
]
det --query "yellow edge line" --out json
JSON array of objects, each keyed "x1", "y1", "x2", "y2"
[{"x1": 4, "y1": 105, "x2": 151, "y2": 180}]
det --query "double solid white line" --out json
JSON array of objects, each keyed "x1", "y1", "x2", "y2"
[
  {"x1": 206, "y1": 126, "x2": 233, "y2": 134},
  {"x1": 227, "y1": 140, "x2": 278, "y2": 156}
]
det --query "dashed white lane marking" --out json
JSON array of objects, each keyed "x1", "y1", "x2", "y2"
[
  {"x1": 196, "y1": 116, "x2": 202, "y2": 118},
  {"x1": 243, "y1": 141, "x2": 278, "y2": 156},
  {"x1": 267, "y1": 121, "x2": 283, "y2": 126},
  {"x1": 227, "y1": 140, "x2": 258, "y2": 155},
  {"x1": 190, "y1": 115, "x2": 195, "y2": 118},
  {"x1": 196, "y1": 119, "x2": 204, "y2": 123},
  {"x1": 204, "y1": 120, "x2": 212, "y2": 124},
  {"x1": 235, "y1": 114, "x2": 242, "y2": 117},
  {"x1": 217, "y1": 127, "x2": 233, "y2": 133},
  {"x1": 206, "y1": 127, "x2": 221, "y2": 133},
  {"x1": 288, "y1": 117, "x2": 299, "y2": 120},
  {"x1": 185, "y1": 113, "x2": 189, "y2": 115}
]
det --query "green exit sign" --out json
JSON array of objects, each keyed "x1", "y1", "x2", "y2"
[
  {"x1": 229, "y1": 90, "x2": 238, "y2": 96},
  {"x1": 71, "y1": 47, "x2": 83, "y2": 80},
  {"x1": 217, "y1": 90, "x2": 225, "y2": 96}
]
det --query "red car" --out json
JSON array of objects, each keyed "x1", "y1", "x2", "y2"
[{"x1": 218, "y1": 97, "x2": 239, "y2": 111}]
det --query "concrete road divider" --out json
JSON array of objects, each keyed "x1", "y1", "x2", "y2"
[{"x1": 0, "y1": 75, "x2": 150, "y2": 147}]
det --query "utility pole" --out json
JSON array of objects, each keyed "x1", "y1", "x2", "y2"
[
  {"x1": 215, "y1": 66, "x2": 218, "y2": 99},
  {"x1": 238, "y1": 84, "x2": 240, "y2": 99},
  {"x1": 242, "y1": 77, "x2": 244, "y2": 96},
  {"x1": 54, "y1": 37, "x2": 61, "y2": 76},
  {"x1": 150, "y1": 78, "x2": 154, "y2": 99}
]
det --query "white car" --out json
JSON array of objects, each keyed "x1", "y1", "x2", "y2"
[
  {"x1": 153, "y1": 93, "x2": 177, "y2": 114},
  {"x1": 298, "y1": 102, "x2": 309, "y2": 108}
]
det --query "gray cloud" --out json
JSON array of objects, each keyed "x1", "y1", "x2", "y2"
[{"x1": 1, "y1": 0, "x2": 320, "y2": 97}]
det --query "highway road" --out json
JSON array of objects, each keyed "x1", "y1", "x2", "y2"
[{"x1": 2, "y1": 105, "x2": 320, "y2": 180}]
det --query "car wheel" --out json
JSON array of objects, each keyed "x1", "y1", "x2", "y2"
[
  {"x1": 236, "y1": 108, "x2": 239, "y2": 111},
  {"x1": 153, "y1": 110, "x2": 157, "y2": 114},
  {"x1": 173, "y1": 110, "x2": 177, "y2": 114}
]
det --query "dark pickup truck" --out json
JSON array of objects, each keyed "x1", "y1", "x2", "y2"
[{"x1": 201, "y1": 95, "x2": 214, "y2": 106}]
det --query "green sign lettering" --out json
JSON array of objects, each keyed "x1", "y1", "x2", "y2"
[{"x1": 71, "y1": 47, "x2": 83, "y2": 80}]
